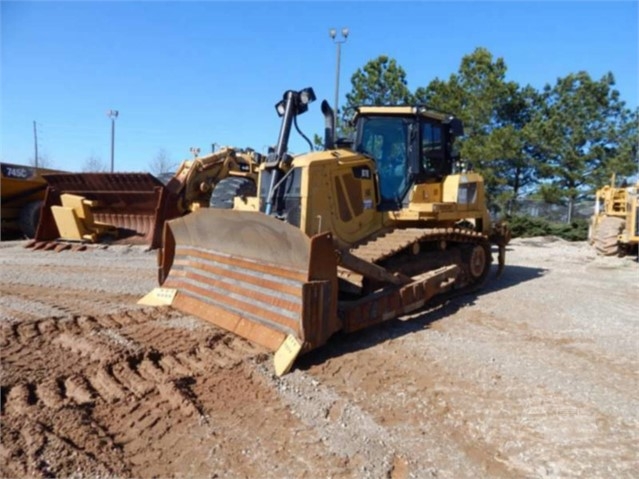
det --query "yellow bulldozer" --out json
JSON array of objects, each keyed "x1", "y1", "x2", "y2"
[
  {"x1": 141, "y1": 87, "x2": 509, "y2": 374},
  {"x1": 588, "y1": 174, "x2": 639, "y2": 256},
  {"x1": 30, "y1": 147, "x2": 260, "y2": 249}
]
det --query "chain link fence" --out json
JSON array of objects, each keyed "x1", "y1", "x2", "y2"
[{"x1": 498, "y1": 199, "x2": 594, "y2": 223}]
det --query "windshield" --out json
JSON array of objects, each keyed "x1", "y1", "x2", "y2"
[{"x1": 356, "y1": 116, "x2": 409, "y2": 205}]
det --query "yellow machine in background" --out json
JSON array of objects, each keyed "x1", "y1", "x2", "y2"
[
  {"x1": 589, "y1": 174, "x2": 639, "y2": 256},
  {"x1": 142, "y1": 87, "x2": 509, "y2": 374},
  {"x1": 32, "y1": 147, "x2": 260, "y2": 248},
  {"x1": 164, "y1": 146, "x2": 259, "y2": 213},
  {"x1": 1, "y1": 162, "x2": 64, "y2": 239}
]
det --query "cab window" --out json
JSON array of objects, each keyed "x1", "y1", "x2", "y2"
[
  {"x1": 422, "y1": 122, "x2": 448, "y2": 177},
  {"x1": 356, "y1": 116, "x2": 409, "y2": 205}
]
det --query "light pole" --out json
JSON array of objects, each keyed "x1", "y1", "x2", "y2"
[
  {"x1": 107, "y1": 110, "x2": 119, "y2": 172},
  {"x1": 329, "y1": 27, "x2": 349, "y2": 130}
]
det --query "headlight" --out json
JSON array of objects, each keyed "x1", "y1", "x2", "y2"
[
  {"x1": 275, "y1": 100, "x2": 286, "y2": 117},
  {"x1": 299, "y1": 87, "x2": 316, "y2": 106}
]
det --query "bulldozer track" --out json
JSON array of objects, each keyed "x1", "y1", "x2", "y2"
[
  {"x1": 351, "y1": 226, "x2": 487, "y2": 264},
  {"x1": 340, "y1": 227, "x2": 492, "y2": 297}
]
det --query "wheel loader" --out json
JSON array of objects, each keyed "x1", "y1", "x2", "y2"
[
  {"x1": 588, "y1": 174, "x2": 639, "y2": 256},
  {"x1": 140, "y1": 87, "x2": 509, "y2": 374},
  {"x1": 30, "y1": 147, "x2": 260, "y2": 249}
]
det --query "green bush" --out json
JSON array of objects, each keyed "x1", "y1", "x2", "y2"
[{"x1": 508, "y1": 215, "x2": 588, "y2": 241}]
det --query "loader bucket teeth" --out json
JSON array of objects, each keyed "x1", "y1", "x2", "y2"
[
  {"x1": 157, "y1": 209, "x2": 340, "y2": 352},
  {"x1": 35, "y1": 173, "x2": 181, "y2": 249}
]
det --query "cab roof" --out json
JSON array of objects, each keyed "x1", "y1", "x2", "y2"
[{"x1": 355, "y1": 105, "x2": 455, "y2": 122}]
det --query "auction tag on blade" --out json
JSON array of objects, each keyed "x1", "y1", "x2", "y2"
[
  {"x1": 137, "y1": 287, "x2": 177, "y2": 306},
  {"x1": 274, "y1": 334, "x2": 303, "y2": 376}
]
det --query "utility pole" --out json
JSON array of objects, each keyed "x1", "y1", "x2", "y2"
[
  {"x1": 329, "y1": 27, "x2": 349, "y2": 131},
  {"x1": 33, "y1": 121, "x2": 39, "y2": 170},
  {"x1": 107, "y1": 110, "x2": 119, "y2": 172}
]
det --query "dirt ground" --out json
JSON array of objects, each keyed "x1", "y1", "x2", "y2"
[{"x1": 0, "y1": 237, "x2": 637, "y2": 479}]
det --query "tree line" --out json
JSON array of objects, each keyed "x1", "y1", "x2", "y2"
[{"x1": 340, "y1": 48, "x2": 638, "y2": 219}]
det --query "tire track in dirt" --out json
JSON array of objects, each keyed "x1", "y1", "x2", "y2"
[
  {"x1": 0, "y1": 308, "x2": 360, "y2": 478},
  {"x1": 1, "y1": 310, "x2": 206, "y2": 477}
]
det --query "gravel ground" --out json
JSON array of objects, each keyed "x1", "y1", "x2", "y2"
[{"x1": 0, "y1": 237, "x2": 637, "y2": 478}]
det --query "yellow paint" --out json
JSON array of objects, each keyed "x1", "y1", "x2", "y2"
[
  {"x1": 137, "y1": 288, "x2": 177, "y2": 306},
  {"x1": 273, "y1": 334, "x2": 303, "y2": 376},
  {"x1": 51, "y1": 194, "x2": 116, "y2": 242}
]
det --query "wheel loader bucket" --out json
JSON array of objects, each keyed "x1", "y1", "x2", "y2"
[
  {"x1": 35, "y1": 173, "x2": 181, "y2": 249},
  {"x1": 142, "y1": 209, "x2": 340, "y2": 362}
]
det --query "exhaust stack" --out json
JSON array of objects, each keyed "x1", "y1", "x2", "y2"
[{"x1": 321, "y1": 100, "x2": 335, "y2": 150}]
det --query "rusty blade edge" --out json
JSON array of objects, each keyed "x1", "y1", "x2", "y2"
[{"x1": 164, "y1": 276, "x2": 302, "y2": 336}]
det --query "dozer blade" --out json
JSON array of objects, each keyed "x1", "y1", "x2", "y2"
[
  {"x1": 35, "y1": 173, "x2": 181, "y2": 249},
  {"x1": 149, "y1": 209, "x2": 340, "y2": 356}
]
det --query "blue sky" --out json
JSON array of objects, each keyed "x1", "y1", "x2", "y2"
[{"x1": 2, "y1": 1, "x2": 638, "y2": 173}]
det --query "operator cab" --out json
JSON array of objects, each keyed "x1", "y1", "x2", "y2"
[{"x1": 353, "y1": 106, "x2": 464, "y2": 210}]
